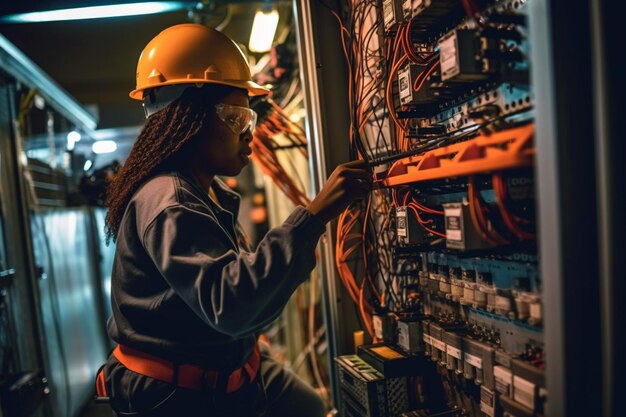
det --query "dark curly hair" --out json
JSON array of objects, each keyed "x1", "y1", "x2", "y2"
[{"x1": 104, "y1": 84, "x2": 234, "y2": 243}]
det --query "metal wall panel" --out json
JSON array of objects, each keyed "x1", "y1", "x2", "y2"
[
  {"x1": 92, "y1": 207, "x2": 114, "y2": 322},
  {"x1": 30, "y1": 209, "x2": 108, "y2": 417},
  {"x1": 531, "y1": 0, "x2": 603, "y2": 415},
  {"x1": 3, "y1": 33, "x2": 111, "y2": 417},
  {"x1": 1, "y1": 81, "x2": 48, "y2": 417}
]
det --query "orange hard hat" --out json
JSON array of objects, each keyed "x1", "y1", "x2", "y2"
[{"x1": 129, "y1": 23, "x2": 270, "y2": 100}]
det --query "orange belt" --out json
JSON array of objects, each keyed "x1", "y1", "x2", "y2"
[{"x1": 96, "y1": 344, "x2": 261, "y2": 397}]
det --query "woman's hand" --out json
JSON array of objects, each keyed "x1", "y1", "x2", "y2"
[{"x1": 306, "y1": 160, "x2": 372, "y2": 224}]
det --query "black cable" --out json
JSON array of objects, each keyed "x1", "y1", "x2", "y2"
[
  {"x1": 369, "y1": 111, "x2": 534, "y2": 168},
  {"x1": 360, "y1": 86, "x2": 390, "y2": 158},
  {"x1": 374, "y1": 104, "x2": 394, "y2": 158},
  {"x1": 368, "y1": 136, "x2": 457, "y2": 167},
  {"x1": 340, "y1": 2, "x2": 408, "y2": 313},
  {"x1": 343, "y1": 0, "x2": 395, "y2": 159},
  {"x1": 363, "y1": 189, "x2": 402, "y2": 309}
]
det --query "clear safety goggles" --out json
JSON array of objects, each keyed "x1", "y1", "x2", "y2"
[{"x1": 215, "y1": 104, "x2": 258, "y2": 135}]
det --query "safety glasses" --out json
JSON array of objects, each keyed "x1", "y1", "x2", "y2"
[{"x1": 215, "y1": 104, "x2": 258, "y2": 135}]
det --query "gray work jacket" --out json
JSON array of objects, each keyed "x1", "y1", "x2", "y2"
[{"x1": 107, "y1": 170, "x2": 324, "y2": 371}]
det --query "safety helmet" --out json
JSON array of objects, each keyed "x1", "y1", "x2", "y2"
[{"x1": 129, "y1": 23, "x2": 270, "y2": 104}]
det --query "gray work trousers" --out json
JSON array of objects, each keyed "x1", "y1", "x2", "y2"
[{"x1": 103, "y1": 352, "x2": 327, "y2": 417}]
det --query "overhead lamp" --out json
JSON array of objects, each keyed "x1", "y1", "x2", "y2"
[
  {"x1": 83, "y1": 160, "x2": 93, "y2": 171},
  {"x1": 0, "y1": 2, "x2": 187, "y2": 23},
  {"x1": 249, "y1": 9, "x2": 279, "y2": 53},
  {"x1": 67, "y1": 130, "x2": 81, "y2": 151},
  {"x1": 92, "y1": 140, "x2": 117, "y2": 154}
]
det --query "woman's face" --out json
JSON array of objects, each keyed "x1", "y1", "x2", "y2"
[{"x1": 192, "y1": 88, "x2": 254, "y2": 177}]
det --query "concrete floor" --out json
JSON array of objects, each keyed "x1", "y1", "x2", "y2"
[{"x1": 78, "y1": 399, "x2": 115, "y2": 417}]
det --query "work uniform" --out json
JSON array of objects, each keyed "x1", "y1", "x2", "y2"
[{"x1": 101, "y1": 169, "x2": 327, "y2": 416}]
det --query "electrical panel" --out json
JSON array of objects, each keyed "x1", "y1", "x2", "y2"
[{"x1": 331, "y1": 0, "x2": 541, "y2": 415}]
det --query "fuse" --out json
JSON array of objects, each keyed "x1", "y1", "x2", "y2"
[
  {"x1": 438, "y1": 254, "x2": 451, "y2": 295},
  {"x1": 444, "y1": 331, "x2": 464, "y2": 375},
  {"x1": 514, "y1": 290, "x2": 542, "y2": 323},
  {"x1": 484, "y1": 285, "x2": 498, "y2": 313},
  {"x1": 494, "y1": 365, "x2": 513, "y2": 397},
  {"x1": 460, "y1": 265, "x2": 476, "y2": 306},
  {"x1": 423, "y1": 321, "x2": 432, "y2": 357},
  {"x1": 528, "y1": 299, "x2": 542, "y2": 326},
  {"x1": 448, "y1": 257, "x2": 464, "y2": 302},
  {"x1": 474, "y1": 271, "x2": 492, "y2": 309},
  {"x1": 463, "y1": 353, "x2": 477, "y2": 380},
  {"x1": 463, "y1": 338, "x2": 495, "y2": 388},
  {"x1": 513, "y1": 375, "x2": 536, "y2": 410},
  {"x1": 480, "y1": 386, "x2": 496, "y2": 417},
  {"x1": 495, "y1": 290, "x2": 514, "y2": 316},
  {"x1": 429, "y1": 324, "x2": 447, "y2": 365}
]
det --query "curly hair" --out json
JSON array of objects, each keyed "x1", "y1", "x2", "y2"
[{"x1": 104, "y1": 84, "x2": 233, "y2": 243}]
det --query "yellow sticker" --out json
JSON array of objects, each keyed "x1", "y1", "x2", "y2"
[{"x1": 370, "y1": 346, "x2": 404, "y2": 360}]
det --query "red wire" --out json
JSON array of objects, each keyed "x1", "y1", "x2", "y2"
[
  {"x1": 399, "y1": 189, "x2": 444, "y2": 215},
  {"x1": 407, "y1": 204, "x2": 446, "y2": 238},
  {"x1": 468, "y1": 176, "x2": 509, "y2": 245},
  {"x1": 413, "y1": 59, "x2": 440, "y2": 93},
  {"x1": 398, "y1": 190, "x2": 446, "y2": 237},
  {"x1": 402, "y1": 20, "x2": 423, "y2": 65},
  {"x1": 411, "y1": 199, "x2": 444, "y2": 215},
  {"x1": 492, "y1": 173, "x2": 536, "y2": 240},
  {"x1": 461, "y1": 0, "x2": 474, "y2": 17}
]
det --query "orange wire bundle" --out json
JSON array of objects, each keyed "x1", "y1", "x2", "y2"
[
  {"x1": 335, "y1": 205, "x2": 380, "y2": 339},
  {"x1": 327, "y1": 1, "x2": 446, "y2": 337},
  {"x1": 468, "y1": 176, "x2": 508, "y2": 244},
  {"x1": 468, "y1": 174, "x2": 537, "y2": 244},
  {"x1": 251, "y1": 99, "x2": 311, "y2": 207},
  {"x1": 492, "y1": 172, "x2": 537, "y2": 241}
]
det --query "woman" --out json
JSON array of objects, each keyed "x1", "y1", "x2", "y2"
[{"x1": 97, "y1": 24, "x2": 370, "y2": 416}]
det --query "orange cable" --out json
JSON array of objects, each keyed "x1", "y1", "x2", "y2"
[
  {"x1": 492, "y1": 173, "x2": 536, "y2": 240},
  {"x1": 468, "y1": 176, "x2": 509, "y2": 245},
  {"x1": 413, "y1": 59, "x2": 440, "y2": 92}
]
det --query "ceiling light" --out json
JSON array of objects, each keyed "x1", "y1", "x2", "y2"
[
  {"x1": 249, "y1": 9, "x2": 279, "y2": 53},
  {"x1": 92, "y1": 140, "x2": 117, "y2": 154},
  {"x1": 83, "y1": 160, "x2": 93, "y2": 171},
  {"x1": 67, "y1": 131, "x2": 81, "y2": 142},
  {"x1": 1, "y1": 2, "x2": 187, "y2": 23},
  {"x1": 67, "y1": 130, "x2": 81, "y2": 151}
]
